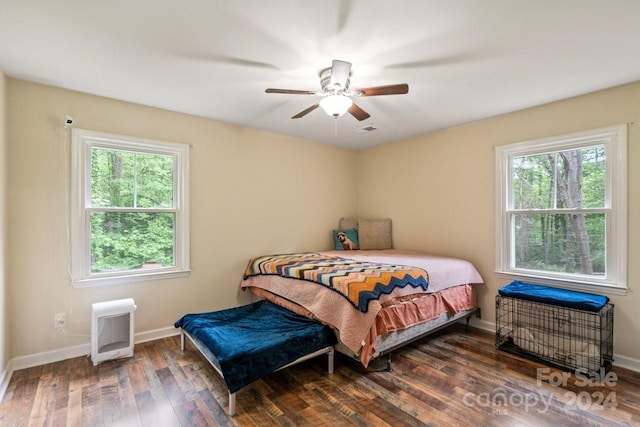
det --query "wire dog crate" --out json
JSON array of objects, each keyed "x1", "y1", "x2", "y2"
[{"x1": 496, "y1": 289, "x2": 613, "y2": 375}]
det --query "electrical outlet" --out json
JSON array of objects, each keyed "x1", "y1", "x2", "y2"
[{"x1": 54, "y1": 313, "x2": 66, "y2": 329}]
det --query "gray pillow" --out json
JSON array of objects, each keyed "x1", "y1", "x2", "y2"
[
  {"x1": 358, "y1": 218, "x2": 392, "y2": 250},
  {"x1": 338, "y1": 217, "x2": 358, "y2": 230}
]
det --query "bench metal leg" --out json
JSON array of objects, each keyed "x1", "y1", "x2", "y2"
[
  {"x1": 229, "y1": 392, "x2": 237, "y2": 416},
  {"x1": 180, "y1": 329, "x2": 333, "y2": 417}
]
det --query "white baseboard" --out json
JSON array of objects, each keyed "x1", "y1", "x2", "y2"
[
  {"x1": 609, "y1": 353, "x2": 640, "y2": 373},
  {"x1": 466, "y1": 316, "x2": 494, "y2": 332},
  {"x1": 134, "y1": 326, "x2": 181, "y2": 345},
  {"x1": 0, "y1": 326, "x2": 180, "y2": 400},
  {"x1": 0, "y1": 359, "x2": 14, "y2": 401}
]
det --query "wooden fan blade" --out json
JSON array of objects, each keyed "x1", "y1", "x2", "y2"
[
  {"x1": 348, "y1": 103, "x2": 370, "y2": 121},
  {"x1": 266, "y1": 88, "x2": 318, "y2": 95},
  {"x1": 329, "y1": 60, "x2": 352, "y2": 89},
  {"x1": 292, "y1": 104, "x2": 319, "y2": 119},
  {"x1": 358, "y1": 83, "x2": 409, "y2": 96},
  {"x1": 207, "y1": 55, "x2": 280, "y2": 70}
]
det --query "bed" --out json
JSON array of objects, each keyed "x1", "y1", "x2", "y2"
[
  {"x1": 175, "y1": 218, "x2": 483, "y2": 416},
  {"x1": 241, "y1": 248, "x2": 484, "y2": 367}
]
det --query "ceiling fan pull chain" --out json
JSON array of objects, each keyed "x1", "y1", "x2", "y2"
[{"x1": 334, "y1": 117, "x2": 338, "y2": 138}]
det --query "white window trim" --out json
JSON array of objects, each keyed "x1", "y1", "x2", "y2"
[
  {"x1": 71, "y1": 129, "x2": 190, "y2": 287},
  {"x1": 495, "y1": 125, "x2": 627, "y2": 295}
]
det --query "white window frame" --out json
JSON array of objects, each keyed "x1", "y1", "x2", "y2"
[
  {"x1": 71, "y1": 129, "x2": 190, "y2": 287},
  {"x1": 495, "y1": 125, "x2": 627, "y2": 295}
]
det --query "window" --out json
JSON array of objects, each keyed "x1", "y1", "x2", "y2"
[
  {"x1": 495, "y1": 125, "x2": 627, "y2": 294},
  {"x1": 71, "y1": 129, "x2": 189, "y2": 287}
]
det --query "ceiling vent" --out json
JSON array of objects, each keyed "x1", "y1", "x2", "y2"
[{"x1": 353, "y1": 125, "x2": 378, "y2": 134}]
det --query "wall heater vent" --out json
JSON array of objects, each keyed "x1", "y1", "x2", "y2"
[{"x1": 91, "y1": 298, "x2": 136, "y2": 366}]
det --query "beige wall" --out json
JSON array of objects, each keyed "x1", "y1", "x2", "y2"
[
  {"x1": 6, "y1": 79, "x2": 357, "y2": 358},
  {"x1": 0, "y1": 69, "x2": 8, "y2": 374},
  {"x1": 6, "y1": 76, "x2": 640, "y2": 365},
  {"x1": 357, "y1": 81, "x2": 640, "y2": 361}
]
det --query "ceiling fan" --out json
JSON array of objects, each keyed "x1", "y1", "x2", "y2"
[{"x1": 265, "y1": 60, "x2": 409, "y2": 121}]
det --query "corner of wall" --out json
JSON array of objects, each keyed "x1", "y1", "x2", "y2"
[{"x1": 0, "y1": 67, "x2": 9, "y2": 398}]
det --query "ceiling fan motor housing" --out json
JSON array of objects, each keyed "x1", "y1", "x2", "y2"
[{"x1": 319, "y1": 67, "x2": 350, "y2": 93}]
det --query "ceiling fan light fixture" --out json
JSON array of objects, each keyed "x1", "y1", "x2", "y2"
[{"x1": 319, "y1": 95, "x2": 353, "y2": 117}]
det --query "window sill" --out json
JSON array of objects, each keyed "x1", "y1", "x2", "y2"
[
  {"x1": 495, "y1": 271, "x2": 627, "y2": 296},
  {"x1": 72, "y1": 269, "x2": 190, "y2": 288}
]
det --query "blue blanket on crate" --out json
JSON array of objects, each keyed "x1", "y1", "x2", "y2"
[
  {"x1": 174, "y1": 300, "x2": 336, "y2": 393},
  {"x1": 498, "y1": 281, "x2": 608, "y2": 312}
]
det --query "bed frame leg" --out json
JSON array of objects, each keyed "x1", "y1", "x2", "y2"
[
  {"x1": 180, "y1": 330, "x2": 185, "y2": 351},
  {"x1": 229, "y1": 392, "x2": 237, "y2": 416},
  {"x1": 328, "y1": 347, "x2": 335, "y2": 374},
  {"x1": 465, "y1": 316, "x2": 471, "y2": 333},
  {"x1": 385, "y1": 353, "x2": 393, "y2": 372}
]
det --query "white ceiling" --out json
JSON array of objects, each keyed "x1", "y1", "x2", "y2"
[{"x1": 2, "y1": 1, "x2": 640, "y2": 149}]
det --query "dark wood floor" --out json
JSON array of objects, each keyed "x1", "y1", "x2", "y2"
[{"x1": 1, "y1": 325, "x2": 639, "y2": 426}]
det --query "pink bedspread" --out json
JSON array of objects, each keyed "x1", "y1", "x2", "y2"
[
  {"x1": 249, "y1": 284, "x2": 476, "y2": 367},
  {"x1": 239, "y1": 249, "x2": 483, "y2": 365}
]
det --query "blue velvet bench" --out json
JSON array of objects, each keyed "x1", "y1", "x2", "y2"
[{"x1": 175, "y1": 300, "x2": 336, "y2": 416}]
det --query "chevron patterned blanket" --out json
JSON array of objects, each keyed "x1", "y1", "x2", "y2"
[{"x1": 243, "y1": 252, "x2": 429, "y2": 312}]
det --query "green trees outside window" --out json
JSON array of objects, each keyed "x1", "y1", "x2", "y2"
[
  {"x1": 90, "y1": 148, "x2": 176, "y2": 273},
  {"x1": 511, "y1": 146, "x2": 605, "y2": 277}
]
